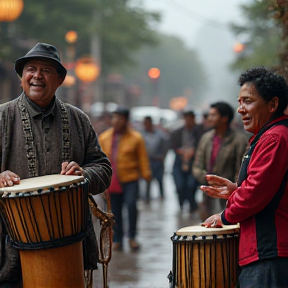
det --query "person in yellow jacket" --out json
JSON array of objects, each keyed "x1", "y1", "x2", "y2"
[{"x1": 98, "y1": 106, "x2": 151, "y2": 251}]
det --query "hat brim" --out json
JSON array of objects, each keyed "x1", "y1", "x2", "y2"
[{"x1": 15, "y1": 56, "x2": 67, "y2": 80}]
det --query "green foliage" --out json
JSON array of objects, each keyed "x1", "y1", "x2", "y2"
[
  {"x1": 1, "y1": 0, "x2": 159, "y2": 74},
  {"x1": 99, "y1": 0, "x2": 160, "y2": 74},
  {"x1": 230, "y1": 0, "x2": 281, "y2": 71}
]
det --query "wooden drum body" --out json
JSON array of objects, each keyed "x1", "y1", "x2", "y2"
[
  {"x1": 0, "y1": 175, "x2": 88, "y2": 288},
  {"x1": 169, "y1": 225, "x2": 240, "y2": 288}
]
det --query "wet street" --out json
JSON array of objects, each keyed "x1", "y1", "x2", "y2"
[{"x1": 93, "y1": 151, "x2": 203, "y2": 288}]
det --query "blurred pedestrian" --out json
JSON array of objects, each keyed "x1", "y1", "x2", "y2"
[
  {"x1": 192, "y1": 101, "x2": 248, "y2": 221},
  {"x1": 170, "y1": 109, "x2": 203, "y2": 213},
  {"x1": 98, "y1": 106, "x2": 151, "y2": 251},
  {"x1": 141, "y1": 116, "x2": 169, "y2": 202},
  {"x1": 199, "y1": 111, "x2": 211, "y2": 133},
  {"x1": 201, "y1": 67, "x2": 288, "y2": 288},
  {"x1": 96, "y1": 111, "x2": 112, "y2": 135}
]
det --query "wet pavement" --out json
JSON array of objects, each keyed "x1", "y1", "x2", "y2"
[{"x1": 93, "y1": 151, "x2": 203, "y2": 288}]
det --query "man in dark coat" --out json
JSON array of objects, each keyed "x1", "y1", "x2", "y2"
[
  {"x1": 170, "y1": 109, "x2": 203, "y2": 213},
  {"x1": 0, "y1": 42, "x2": 112, "y2": 287}
]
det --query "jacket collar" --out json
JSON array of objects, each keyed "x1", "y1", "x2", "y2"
[
  {"x1": 23, "y1": 93, "x2": 56, "y2": 118},
  {"x1": 249, "y1": 115, "x2": 288, "y2": 144}
]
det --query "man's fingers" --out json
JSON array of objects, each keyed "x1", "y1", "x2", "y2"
[
  {"x1": 201, "y1": 185, "x2": 222, "y2": 194},
  {"x1": 62, "y1": 162, "x2": 83, "y2": 176},
  {"x1": 202, "y1": 216, "x2": 223, "y2": 228},
  {"x1": 206, "y1": 175, "x2": 228, "y2": 186},
  {"x1": 201, "y1": 185, "x2": 229, "y2": 199},
  {"x1": 220, "y1": 190, "x2": 229, "y2": 195},
  {"x1": 0, "y1": 181, "x2": 6, "y2": 188},
  {"x1": 0, "y1": 171, "x2": 21, "y2": 188},
  {"x1": 207, "y1": 179, "x2": 226, "y2": 186},
  {"x1": 201, "y1": 222, "x2": 211, "y2": 228},
  {"x1": 61, "y1": 162, "x2": 69, "y2": 174},
  {"x1": 65, "y1": 166, "x2": 76, "y2": 175}
]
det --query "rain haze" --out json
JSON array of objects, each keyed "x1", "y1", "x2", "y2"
[{"x1": 141, "y1": 0, "x2": 252, "y2": 112}]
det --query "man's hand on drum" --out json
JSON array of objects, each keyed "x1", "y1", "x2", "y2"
[
  {"x1": 201, "y1": 213, "x2": 223, "y2": 228},
  {"x1": 61, "y1": 161, "x2": 84, "y2": 176},
  {"x1": 200, "y1": 174, "x2": 237, "y2": 200},
  {"x1": 0, "y1": 171, "x2": 20, "y2": 187}
]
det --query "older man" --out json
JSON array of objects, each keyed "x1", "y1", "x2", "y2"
[
  {"x1": 0, "y1": 42, "x2": 112, "y2": 287},
  {"x1": 201, "y1": 67, "x2": 288, "y2": 288}
]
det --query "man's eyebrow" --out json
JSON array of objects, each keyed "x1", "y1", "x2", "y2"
[{"x1": 239, "y1": 96, "x2": 251, "y2": 99}]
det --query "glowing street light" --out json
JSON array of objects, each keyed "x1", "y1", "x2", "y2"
[
  {"x1": 148, "y1": 67, "x2": 161, "y2": 80},
  {"x1": 0, "y1": 0, "x2": 24, "y2": 22},
  {"x1": 233, "y1": 42, "x2": 245, "y2": 53},
  {"x1": 62, "y1": 75, "x2": 76, "y2": 87},
  {"x1": 65, "y1": 31, "x2": 78, "y2": 44},
  {"x1": 75, "y1": 57, "x2": 100, "y2": 83},
  {"x1": 169, "y1": 96, "x2": 188, "y2": 111},
  {"x1": 147, "y1": 67, "x2": 161, "y2": 106},
  {"x1": 65, "y1": 30, "x2": 78, "y2": 64}
]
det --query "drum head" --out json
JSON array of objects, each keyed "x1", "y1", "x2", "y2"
[
  {"x1": 0, "y1": 174, "x2": 84, "y2": 193},
  {"x1": 176, "y1": 224, "x2": 240, "y2": 236}
]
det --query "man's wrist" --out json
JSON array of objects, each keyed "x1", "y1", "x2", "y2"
[{"x1": 221, "y1": 209, "x2": 232, "y2": 225}]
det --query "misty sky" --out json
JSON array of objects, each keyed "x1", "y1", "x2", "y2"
[
  {"x1": 142, "y1": 0, "x2": 251, "y2": 49},
  {"x1": 141, "y1": 0, "x2": 253, "y2": 111}
]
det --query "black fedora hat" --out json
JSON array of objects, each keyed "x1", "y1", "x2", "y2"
[{"x1": 14, "y1": 42, "x2": 67, "y2": 79}]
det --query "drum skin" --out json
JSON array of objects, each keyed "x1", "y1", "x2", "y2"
[
  {"x1": 0, "y1": 175, "x2": 88, "y2": 288},
  {"x1": 3, "y1": 183, "x2": 87, "y2": 248},
  {"x1": 170, "y1": 225, "x2": 240, "y2": 288}
]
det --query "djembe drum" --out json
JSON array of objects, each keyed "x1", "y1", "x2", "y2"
[
  {"x1": 0, "y1": 174, "x2": 88, "y2": 288},
  {"x1": 169, "y1": 225, "x2": 240, "y2": 288}
]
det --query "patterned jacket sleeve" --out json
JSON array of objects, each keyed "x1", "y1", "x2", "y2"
[
  {"x1": 68, "y1": 104, "x2": 112, "y2": 195},
  {"x1": 82, "y1": 123, "x2": 112, "y2": 195}
]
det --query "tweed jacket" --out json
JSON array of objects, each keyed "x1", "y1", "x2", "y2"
[
  {"x1": 192, "y1": 128, "x2": 248, "y2": 185},
  {"x1": 0, "y1": 94, "x2": 112, "y2": 192},
  {"x1": 0, "y1": 94, "x2": 112, "y2": 282}
]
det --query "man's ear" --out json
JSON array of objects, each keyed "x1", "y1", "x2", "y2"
[
  {"x1": 221, "y1": 116, "x2": 229, "y2": 125},
  {"x1": 270, "y1": 97, "x2": 279, "y2": 113},
  {"x1": 58, "y1": 75, "x2": 66, "y2": 86}
]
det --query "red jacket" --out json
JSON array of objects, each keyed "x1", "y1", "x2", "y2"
[{"x1": 221, "y1": 116, "x2": 288, "y2": 266}]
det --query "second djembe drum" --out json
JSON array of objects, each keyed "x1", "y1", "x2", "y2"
[{"x1": 169, "y1": 225, "x2": 240, "y2": 288}]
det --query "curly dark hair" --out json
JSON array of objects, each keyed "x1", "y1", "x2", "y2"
[{"x1": 238, "y1": 67, "x2": 288, "y2": 114}]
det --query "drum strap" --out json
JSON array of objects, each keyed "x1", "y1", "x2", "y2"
[{"x1": 18, "y1": 94, "x2": 71, "y2": 177}]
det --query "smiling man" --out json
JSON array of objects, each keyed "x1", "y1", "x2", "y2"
[
  {"x1": 20, "y1": 59, "x2": 64, "y2": 108},
  {"x1": 0, "y1": 43, "x2": 112, "y2": 287},
  {"x1": 201, "y1": 67, "x2": 288, "y2": 288}
]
